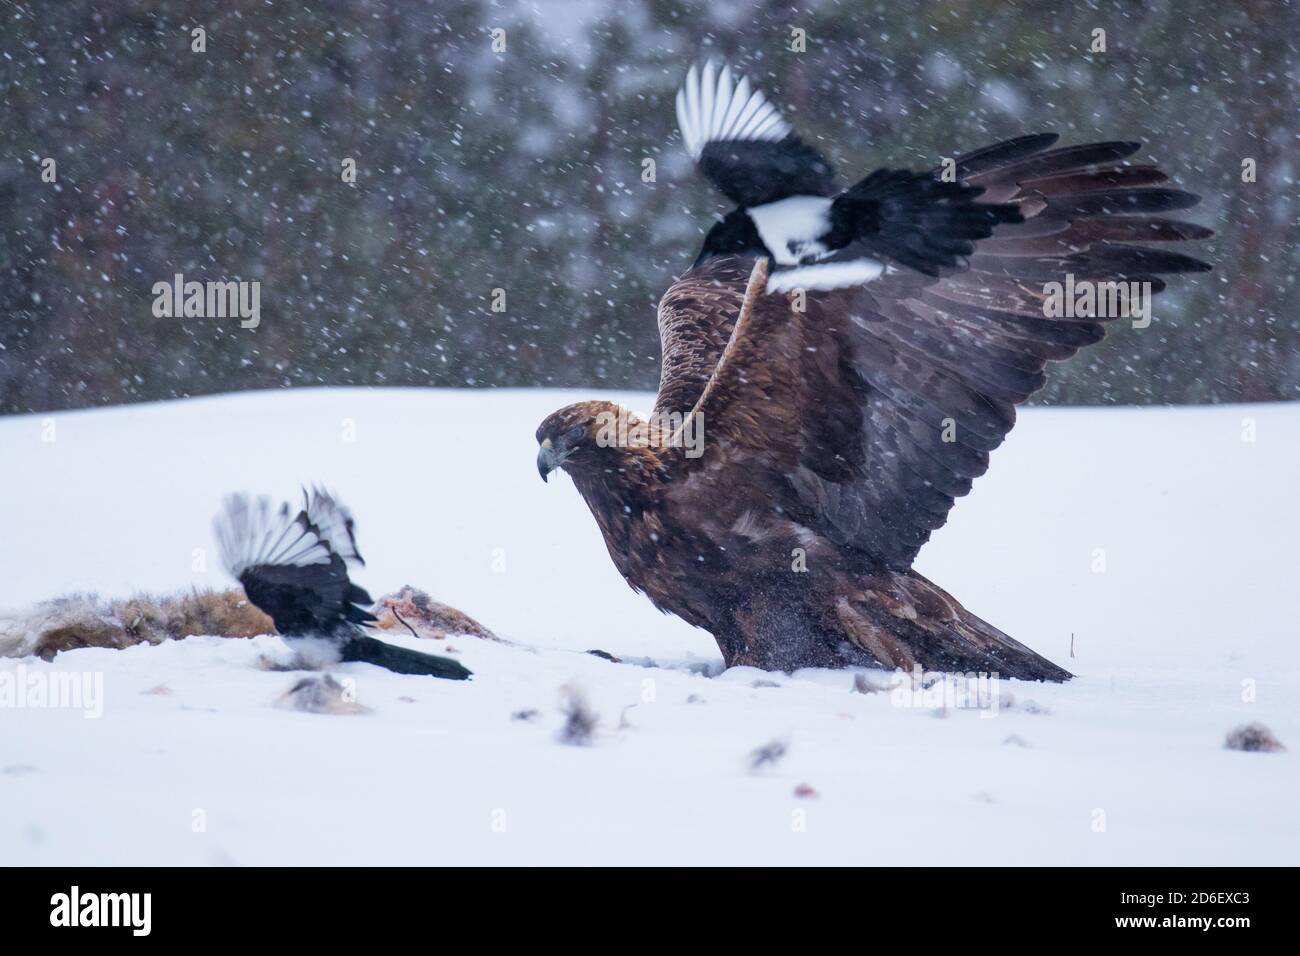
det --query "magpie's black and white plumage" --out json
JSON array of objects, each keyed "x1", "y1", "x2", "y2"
[
  {"x1": 678, "y1": 61, "x2": 1028, "y2": 291},
  {"x1": 214, "y1": 488, "x2": 471, "y2": 680}
]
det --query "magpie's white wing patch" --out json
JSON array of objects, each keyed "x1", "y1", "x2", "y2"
[
  {"x1": 675, "y1": 61, "x2": 791, "y2": 161},
  {"x1": 215, "y1": 489, "x2": 358, "y2": 577}
]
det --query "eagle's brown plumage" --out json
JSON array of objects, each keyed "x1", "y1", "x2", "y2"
[{"x1": 537, "y1": 134, "x2": 1210, "y2": 681}]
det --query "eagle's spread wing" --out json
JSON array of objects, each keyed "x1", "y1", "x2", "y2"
[
  {"x1": 653, "y1": 257, "x2": 752, "y2": 422},
  {"x1": 656, "y1": 136, "x2": 1210, "y2": 569}
]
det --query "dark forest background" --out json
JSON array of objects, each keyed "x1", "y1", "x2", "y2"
[{"x1": 1, "y1": 0, "x2": 1296, "y2": 415}]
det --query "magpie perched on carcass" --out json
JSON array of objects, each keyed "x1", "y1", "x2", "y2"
[
  {"x1": 214, "y1": 488, "x2": 471, "y2": 680},
  {"x1": 677, "y1": 61, "x2": 1027, "y2": 292}
]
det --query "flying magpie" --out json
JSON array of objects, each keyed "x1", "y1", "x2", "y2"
[
  {"x1": 214, "y1": 487, "x2": 471, "y2": 680},
  {"x1": 677, "y1": 61, "x2": 1025, "y2": 292}
]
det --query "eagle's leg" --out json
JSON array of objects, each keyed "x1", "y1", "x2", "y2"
[{"x1": 722, "y1": 587, "x2": 885, "y2": 672}]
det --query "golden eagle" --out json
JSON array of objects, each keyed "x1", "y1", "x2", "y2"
[{"x1": 536, "y1": 65, "x2": 1210, "y2": 681}]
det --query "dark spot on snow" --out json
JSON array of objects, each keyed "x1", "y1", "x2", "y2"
[
  {"x1": 852, "y1": 673, "x2": 886, "y2": 694},
  {"x1": 276, "y1": 674, "x2": 370, "y2": 715},
  {"x1": 747, "y1": 739, "x2": 788, "y2": 773},
  {"x1": 1225, "y1": 722, "x2": 1285, "y2": 753},
  {"x1": 557, "y1": 685, "x2": 597, "y2": 745}
]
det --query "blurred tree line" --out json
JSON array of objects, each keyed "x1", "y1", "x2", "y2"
[{"x1": 1, "y1": 0, "x2": 1295, "y2": 414}]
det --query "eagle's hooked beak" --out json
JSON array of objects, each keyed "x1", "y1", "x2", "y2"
[{"x1": 537, "y1": 438, "x2": 563, "y2": 482}]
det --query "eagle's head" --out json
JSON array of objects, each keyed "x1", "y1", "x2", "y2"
[{"x1": 535, "y1": 400, "x2": 632, "y2": 482}]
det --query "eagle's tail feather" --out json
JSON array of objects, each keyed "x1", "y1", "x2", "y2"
[
  {"x1": 339, "y1": 634, "x2": 473, "y2": 681},
  {"x1": 836, "y1": 570, "x2": 1072, "y2": 682}
]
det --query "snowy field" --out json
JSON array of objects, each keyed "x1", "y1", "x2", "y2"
[{"x1": 1, "y1": 388, "x2": 1296, "y2": 866}]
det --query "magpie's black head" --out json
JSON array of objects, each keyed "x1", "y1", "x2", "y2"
[{"x1": 694, "y1": 209, "x2": 766, "y2": 268}]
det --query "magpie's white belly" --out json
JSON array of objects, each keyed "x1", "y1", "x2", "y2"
[
  {"x1": 285, "y1": 635, "x2": 344, "y2": 668},
  {"x1": 766, "y1": 259, "x2": 886, "y2": 293},
  {"x1": 747, "y1": 196, "x2": 833, "y2": 265}
]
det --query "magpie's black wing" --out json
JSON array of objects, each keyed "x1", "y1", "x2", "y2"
[
  {"x1": 237, "y1": 554, "x2": 372, "y2": 636},
  {"x1": 818, "y1": 169, "x2": 1024, "y2": 279},
  {"x1": 214, "y1": 489, "x2": 375, "y2": 637},
  {"x1": 698, "y1": 138, "x2": 835, "y2": 207},
  {"x1": 677, "y1": 61, "x2": 835, "y2": 206}
]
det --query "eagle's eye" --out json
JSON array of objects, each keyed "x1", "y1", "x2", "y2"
[{"x1": 564, "y1": 425, "x2": 586, "y2": 446}]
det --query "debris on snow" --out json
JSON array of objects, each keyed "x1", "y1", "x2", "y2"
[
  {"x1": 747, "y1": 739, "x2": 788, "y2": 773},
  {"x1": 276, "y1": 674, "x2": 371, "y2": 716},
  {"x1": 618, "y1": 703, "x2": 637, "y2": 729},
  {"x1": 557, "y1": 685, "x2": 597, "y2": 745},
  {"x1": 1225, "y1": 723, "x2": 1285, "y2": 753},
  {"x1": 852, "y1": 673, "x2": 888, "y2": 694}
]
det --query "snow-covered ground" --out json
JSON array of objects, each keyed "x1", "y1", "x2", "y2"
[{"x1": 1, "y1": 388, "x2": 1296, "y2": 865}]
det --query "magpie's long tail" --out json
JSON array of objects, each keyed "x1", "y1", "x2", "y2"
[
  {"x1": 833, "y1": 169, "x2": 1023, "y2": 276},
  {"x1": 340, "y1": 634, "x2": 473, "y2": 680}
]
